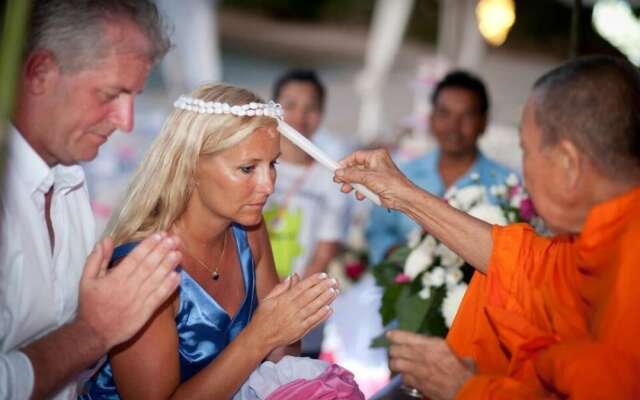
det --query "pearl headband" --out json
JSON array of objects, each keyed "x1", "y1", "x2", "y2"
[{"x1": 173, "y1": 95, "x2": 284, "y2": 120}]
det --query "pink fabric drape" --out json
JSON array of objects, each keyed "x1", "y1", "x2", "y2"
[{"x1": 266, "y1": 364, "x2": 364, "y2": 400}]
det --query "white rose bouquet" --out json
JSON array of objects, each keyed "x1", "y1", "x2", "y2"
[{"x1": 371, "y1": 174, "x2": 540, "y2": 347}]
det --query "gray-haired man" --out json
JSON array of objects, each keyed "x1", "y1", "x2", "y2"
[{"x1": 1, "y1": 1, "x2": 182, "y2": 398}]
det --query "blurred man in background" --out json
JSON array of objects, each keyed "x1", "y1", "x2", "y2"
[{"x1": 366, "y1": 70, "x2": 514, "y2": 265}]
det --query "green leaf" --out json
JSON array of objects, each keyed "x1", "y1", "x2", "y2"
[
  {"x1": 409, "y1": 272, "x2": 427, "y2": 293},
  {"x1": 371, "y1": 260, "x2": 401, "y2": 288},
  {"x1": 418, "y1": 285, "x2": 448, "y2": 337},
  {"x1": 387, "y1": 246, "x2": 412, "y2": 264},
  {"x1": 379, "y1": 282, "x2": 403, "y2": 326},
  {"x1": 395, "y1": 286, "x2": 432, "y2": 332},
  {"x1": 370, "y1": 332, "x2": 390, "y2": 348}
]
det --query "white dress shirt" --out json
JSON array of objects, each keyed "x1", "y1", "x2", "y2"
[{"x1": 0, "y1": 126, "x2": 96, "y2": 399}]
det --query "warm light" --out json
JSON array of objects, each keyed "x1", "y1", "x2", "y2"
[
  {"x1": 593, "y1": 0, "x2": 640, "y2": 66},
  {"x1": 476, "y1": 0, "x2": 516, "y2": 46}
]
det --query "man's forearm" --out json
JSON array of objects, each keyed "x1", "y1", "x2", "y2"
[
  {"x1": 22, "y1": 318, "x2": 106, "y2": 399},
  {"x1": 396, "y1": 185, "x2": 493, "y2": 273}
]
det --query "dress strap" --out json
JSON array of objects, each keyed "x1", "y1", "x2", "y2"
[
  {"x1": 228, "y1": 223, "x2": 258, "y2": 327},
  {"x1": 110, "y1": 241, "x2": 140, "y2": 266}
]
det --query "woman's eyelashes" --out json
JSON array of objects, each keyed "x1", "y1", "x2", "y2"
[
  {"x1": 239, "y1": 165, "x2": 255, "y2": 174},
  {"x1": 239, "y1": 158, "x2": 279, "y2": 174}
]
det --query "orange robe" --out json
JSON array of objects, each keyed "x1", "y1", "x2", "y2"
[{"x1": 446, "y1": 187, "x2": 640, "y2": 399}]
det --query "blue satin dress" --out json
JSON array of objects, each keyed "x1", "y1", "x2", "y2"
[{"x1": 80, "y1": 224, "x2": 258, "y2": 399}]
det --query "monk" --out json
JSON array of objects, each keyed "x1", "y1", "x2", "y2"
[{"x1": 334, "y1": 55, "x2": 640, "y2": 399}]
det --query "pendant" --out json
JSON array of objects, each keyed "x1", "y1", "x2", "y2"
[{"x1": 212, "y1": 271, "x2": 220, "y2": 281}]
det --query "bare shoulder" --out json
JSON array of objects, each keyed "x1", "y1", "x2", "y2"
[{"x1": 109, "y1": 292, "x2": 181, "y2": 399}]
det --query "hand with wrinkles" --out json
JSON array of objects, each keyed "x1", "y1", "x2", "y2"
[
  {"x1": 388, "y1": 330, "x2": 475, "y2": 400},
  {"x1": 334, "y1": 149, "x2": 417, "y2": 210}
]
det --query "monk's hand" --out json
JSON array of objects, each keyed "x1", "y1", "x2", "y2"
[
  {"x1": 388, "y1": 330, "x2": 475, "y2": 400},
  {"x1": 334, "y1": 149, "x2": 416, "y2": 210},
  {"x1": 252, "y1": 273, "x2": 339, "y2": 349}
]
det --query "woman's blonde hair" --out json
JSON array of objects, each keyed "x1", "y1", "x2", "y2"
[{"x1": 108, "y1": 83, "x2": 277, "y2": 245}]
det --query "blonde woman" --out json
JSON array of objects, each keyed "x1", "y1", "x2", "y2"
[{"x1": 82, "y1": 84, "x2": 338, "y2": 399}]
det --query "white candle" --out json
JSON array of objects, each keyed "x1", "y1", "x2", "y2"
[{"x1": 277, "y1": 120, "x2": 382, "y2": 207}]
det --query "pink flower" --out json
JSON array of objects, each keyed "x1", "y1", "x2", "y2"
[
  {"x1": 508, "y1": 185, "x2": 522, "y2": 199},
  {"x1": 345, "y1": 262, "x2": 366, "y2": 281},
  {"x1": 394, "y1": 273, "x2": 412, "y2": 284},
  {"x1": 519, "y1": 197, "x2": 536, "y2": 222}
]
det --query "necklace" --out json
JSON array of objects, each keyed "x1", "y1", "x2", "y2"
[{"x1": 180, "y1": 228, "x2": 228, "y2": 281}]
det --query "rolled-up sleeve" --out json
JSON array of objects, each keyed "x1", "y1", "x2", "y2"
[{"x1": 0, "y1": 350, "x2": 34, "y2": 400}]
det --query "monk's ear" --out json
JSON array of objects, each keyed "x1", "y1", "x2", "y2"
[
  {"x1": 22, "y1": 49, "x2": 61, "y2": 95},
  {"x1": 555, "y1": 138, "x2": 582, "y2": 190}
]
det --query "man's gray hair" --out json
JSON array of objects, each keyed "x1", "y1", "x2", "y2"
[{"x1": 27, "y1": 0, "x2": 172, "y2": 72}]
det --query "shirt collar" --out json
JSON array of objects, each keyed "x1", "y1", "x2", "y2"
[
  {"x1": 473, "y1": 151, "x2": 490, "y2": 169},
  {"x1": 405, "y1": 148, "x2": 489, "y2": 196},
  {"x1": 429, "y1": 148, "x2": 488, "y2": 170},
  {"x1": 436, "y1": 147, "x2": 488, "y2": 183},
  {"x1": 8, "y1": 124, "x2": 86, "y2": 195}
]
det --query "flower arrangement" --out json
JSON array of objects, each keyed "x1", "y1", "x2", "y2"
[{"x1": 371, "y1": 173, "x2": 541, "y2": 347}]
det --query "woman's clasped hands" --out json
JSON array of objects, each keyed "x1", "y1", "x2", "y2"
[{"x1": 253, "y1": 272, "x2": 339, "y2": 349}]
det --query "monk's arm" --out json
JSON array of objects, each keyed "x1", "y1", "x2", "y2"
[
  {"x1": 397, "y1": 186, "x2": 493, "y2": 273},
  {"x1": 336, "y1": 149, "x2": 493, "y2": 273}
]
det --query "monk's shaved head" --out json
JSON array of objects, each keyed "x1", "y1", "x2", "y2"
[{"x1": 532, "y1": 56, "x2": 640, "y2": 181}]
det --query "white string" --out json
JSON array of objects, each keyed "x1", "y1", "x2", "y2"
[{"x1": 277, "y1": 120, "x2": 382, "y2": 207}]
